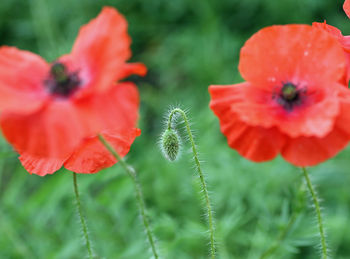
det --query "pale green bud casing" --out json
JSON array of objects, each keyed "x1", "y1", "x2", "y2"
[{"x1": 161, "y1": 128, "x2": 180, "y2": 161}]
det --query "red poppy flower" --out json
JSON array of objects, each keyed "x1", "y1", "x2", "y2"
[
  {"x1": 18, "y1": 81, "x2": 141, "y2": 176},
  {"x1": 209, "y1": 25, "x2": 350, "y2": 166},
  {"x1": 0, "y1": 7, "x2": 146, "y2": 162}
]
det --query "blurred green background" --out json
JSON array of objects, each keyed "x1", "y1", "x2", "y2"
[{"x1": 0, "y1": 0, "x2": 350, "y2": 258}]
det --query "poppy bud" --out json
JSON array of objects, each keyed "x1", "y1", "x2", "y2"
[{"x1": 161, "y1": 128, "x2": 180, "y2": 161}]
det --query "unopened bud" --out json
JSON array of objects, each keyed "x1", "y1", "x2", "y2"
[{"x1": 161, "y1": 128, "x2": 180, "y2": 161}]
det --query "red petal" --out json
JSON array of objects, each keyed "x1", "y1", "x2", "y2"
[
  {"x1": 71, "y1": 7, "x2": 133, "y2": 92},
  {"x1": 73, "y1": 81, "x2": 140, "y2": 133},
  {"x1": 238, "y1": 25, "x2": 346, "y2": 90},
  {"x1": 209, "y1": 84, "x2": 286, "y2": 162},
  {"x1": 312, "y1": 22, "x2": 350, "y2": 84},
  {"x1": 19, "y1": 154, "x2": 64, "y2": 176},
  {"x1": 281, "y1": 125, "x2": 350, "y2": 167},
  {"x1": 118, "y1": 62, "x2": 147, "y2": 78},
  {"x1": 344, "y1": 0, "x2": 350, "y2": 19},
  {"x1": 209, "y1": 82, "x2": 340, "y2": 138},
  {"x1": 281, "y1": 86, "x2": 350, "y2": 166},
  {"x1": 0, "y1": 47, "x2": 48, "y2": 114},
  {"x1": 1, "y1": 100, "x2": 94, "y2": 159},
  {"x1": 64, "y1": 128, "x2": 141, "y2": 174},
  {"x1": 1, "y1": 81, "x2": 140, "y2": 159}
]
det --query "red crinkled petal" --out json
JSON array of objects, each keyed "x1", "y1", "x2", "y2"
[
  {"x1": 209, "y1": 84, "x2": 286, "y2": 162},
  {"x1": 0, "y1": 100, "x2": 95, "y2": 159},
  {"x1": 1, "y1": 81, "x2": 140, "y2": 159},
  {"x1": 282, "y1": 87, "x2": 350, "y2": 166},
  {"x1": 312, "y1": 22, "x2": 350, "y2": 49},
  {"x1": 64, "y1": 128, "x2": 141, "y2": 174},
  {"x1": 344, "y1": 0, "x2": 350, "y2": 19},
  {"x1": 281, "y1": 98, "x2": 350, "y2": 166},
  {"x1": 118, "y1": 63, "x2": 147, "y2": 78},
  {"x1": 312, "y1": 22, "x2": 350, "y2": 84},
  {"x1": 74, "y1": 81, "x2": 140, "y2": 134},
  {"x1": 238, "y1": 25, "x2": 346, "y2": 90},
  {"x1": 19, "y1": 154, "x2": 64, "y2": 176},
  {"x1": 71, "y1": 7, "x2": 133, "y2": 93},
  {"x1": 0, "y1": 47, "x2": 49, "y2": 114},
  {"x1": 209, "y1": 83, "x2": 350, "y2": 166},
  {"x1": 210, "y1": 82, "x2": 340, "y2": 138}
]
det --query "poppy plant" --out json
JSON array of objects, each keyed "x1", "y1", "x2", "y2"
[
  {"x1": 209, "y1": 24, "x2": 350, "y2": 166},
  {"x1": 0, "y1": 7, "x2": 145, "y2": 175}
]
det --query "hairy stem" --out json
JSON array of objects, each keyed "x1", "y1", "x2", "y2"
[
  {"x1": 167, "y1": 108, "x2": 216, "y2": 259},
  {"x1": 98, "y1": 134, "x2": 159, "y2": 259},
  {"x1": 72, "y1": 173, "x2": 94, "y2": 259},
  {"x1": 302, "y1": 167, "x2": 328, "y2": 259}
]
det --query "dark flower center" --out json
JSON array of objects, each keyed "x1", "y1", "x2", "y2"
[
  {"x1": 45, "y1": 62, "x2": 80, "y2": 97},
  {"x1": 275, "y1": 82, "x2": 303, "y2": 111}
]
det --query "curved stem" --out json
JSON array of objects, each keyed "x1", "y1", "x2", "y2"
[
  {"x1": 98, "y1": 134, "x2": 159, "y2": 259},
  {"x1": 72, "y1": 173, "x2": 94, "y2": 259},
  {"x1": 302, "y1": 167, "x2": 328, "y2": 259},
  {"x1": 167, "y1": 108, "x2": 216, "y2": 259}
]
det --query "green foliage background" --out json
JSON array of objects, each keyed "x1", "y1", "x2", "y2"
[{"x1": 0, "y1": 0, "x2": 350, "y2": 258}]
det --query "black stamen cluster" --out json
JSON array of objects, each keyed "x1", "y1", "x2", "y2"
[
  {"x1": 45, "y1": 62, "x2": 80, "y2": 97},
  {"x1": 274, "y1": 82, "x2": 304, "y2": 111}
]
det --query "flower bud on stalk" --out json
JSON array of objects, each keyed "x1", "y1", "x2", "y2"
[{"x1": 161, "y1": 128, "x2": 180, "y2": 161}]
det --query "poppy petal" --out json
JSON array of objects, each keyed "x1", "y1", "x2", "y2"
[
  {"x1": 0, "y1": 46, "x2": 49, "y2": 114},
  {"x1": 74, "y1": 81, "x2": 140, "y2": 134},
  {"x1": 209, "y1": 84, "x2": 286, "y2": 162},
  {"x1": 239, "y1": 25, "x2": 346, "y2": 89},
  {"x1": 118, "y1": 62, "x2": 147, "y2": 78},
  {"x1": 281, "y1": 126, "x2": 350, "y2": 167},
  {"x1": 281, "y1": 87, "x2": 350, "y2": 166},
  {"x1": 64, "y1": 128, "x2": 141, "y2": 174},
  {"x1": 312, "y1": 22, "x2": 350, "y2": 84},
  {"x1": 19, "y1": 154, "x2": 64, "y2": 176},
  {"x1": 72, "y1": 7, "x2": 133, "y2": 92},
  {"x1": 0, "y1": 100, "x2": 94, "y2": 159},
  {"x1": 344, "y1": 0, "x2": 350, "y2": 19},
  {"x1": 209, "y1": 82, "x2": 340, "y2": 138},
  {"x1": 1, "y1": 81, "x2": 140, "y2": 159}
]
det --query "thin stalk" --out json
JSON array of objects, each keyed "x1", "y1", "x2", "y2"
[
  {"x1": 167, "y1": 108, "x2": 216, "y2": 259},
  {"x1": 98, "y1": 134, "x2": 159, "y2": 259},
  {"x1": 72, "y1": 173, "x2": 94, "y2": 259},
  {"x1": 302, "y1": 167, "x2": 328, "y2": 259}
]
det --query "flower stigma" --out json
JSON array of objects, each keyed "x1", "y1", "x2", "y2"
[
  {"x1": 45, "y1": 62, "x2": 80, "y2": 97},
  {"x1": 275, "y1": 82, "x2": 304, "y2": 111}
]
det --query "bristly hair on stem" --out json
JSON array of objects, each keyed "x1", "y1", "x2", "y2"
[
  {"x1": 161, "y1": 107, "x2": 217, "y2": 259},
  {"x1": 302, "y1": 167, "x2": 328, "y2": 259},
  {"x1": 97, "y1": 134, "x2": 159, "y2": 259},
  {"x1": 72, "y1": 173, "x2": 94, "y2": 259}
]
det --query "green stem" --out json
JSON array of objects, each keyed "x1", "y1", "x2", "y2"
[
  {"x1": 167, "y1": 108, "x2": 216, "y2": 259},
  {"x1": 72, "y1": 173, "x2": 94, "y2": 259},
  {"x1": 302, "y1": 167, "x2": 328, "y2": 259},
  {"x1": 98, "y1": 134, "x2": 159, "y2": 259}
]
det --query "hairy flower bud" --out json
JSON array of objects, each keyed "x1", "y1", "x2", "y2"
[{"x1": 161, "y1": 128, "x2": 180, "y2": 161}]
